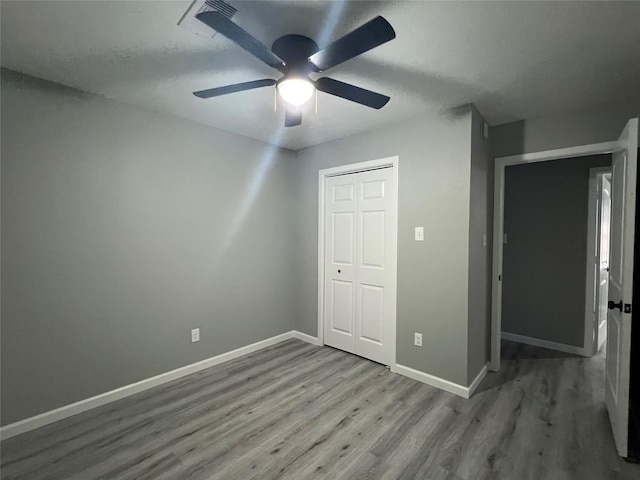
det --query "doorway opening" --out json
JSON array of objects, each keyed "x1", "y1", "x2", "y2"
[
  {"x1": 490, "y1": 117, "x2": 638, "y2": 459},
  {"x1": 498, "y1": 156, "x2": 612, "y2": 357}
]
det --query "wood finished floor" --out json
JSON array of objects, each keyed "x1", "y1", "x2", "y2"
[{"x1": 2, "y1": 339, "x2": 639, "y2": 480}]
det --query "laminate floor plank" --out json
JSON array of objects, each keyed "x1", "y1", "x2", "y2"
[
  {"x1": 274, "y1": 375, "x2": 417, "y2": 480},
  {"x1": 2, "y1": 339, "x2": 639, "y2": 480}
]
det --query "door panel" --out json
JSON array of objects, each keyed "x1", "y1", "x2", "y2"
[
  {"x1": 362, "y1": 179, "x2": 385, "y2": 200},
  {"x1": 361, "y1": 211, "x2": 385, "y2": 268},
  {"x1": 606, "y1": 118, "x2": 638, "y2": 458},
  {"x1": 324, "y1": 176, "x2": 357, "y2": 353},
  {"x1": 332, "y1": 213, "x2": 354, "y2": 264},
  {"x1": 330, "y1": 280, "x2": 354, "y2": 334},
  {"x1": 355, "y1": 168, "x2": 396, "y2": 365},
  {"x1": 359, "y1": 284, "x2": 385, "y2": 343},
  {"x1": 333, "y1": 183, "x2": 354, "y2": 202}
]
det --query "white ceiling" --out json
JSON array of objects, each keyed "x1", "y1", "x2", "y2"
[{"x1": 2, "y1": 1, "x2": 640, "y2": 150}]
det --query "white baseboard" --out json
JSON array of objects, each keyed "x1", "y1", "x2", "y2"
[
  {"x1": 0, "y1": 330, "x2": 318, "y2": 441},
  {"x1": 292, "y1": 330, "x2": 320, "y2": 345},
  {"x1": 467, "y1": 364, "x2": 488, "y2": 397},
  {"x1": 391, "y1": 363, "x2": 488, "y2": 399},
  {"x1": 501, "y1": 332, "x2": 588, "y2": 356}
]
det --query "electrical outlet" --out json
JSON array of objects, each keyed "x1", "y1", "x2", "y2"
[
  {"x1": 414, "y1": 332, "x2": 422, "y2": 347},
  {"x1": 191, "y1": 328, "x2": 200, "y2": 343},
  {"x1": 415, "y1": 227, "x2": 424, "y2": 241}
]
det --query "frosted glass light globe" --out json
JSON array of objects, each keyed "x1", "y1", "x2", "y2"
[{"x1": 277, "y1": 78, "x2": 315, "y2": 106}]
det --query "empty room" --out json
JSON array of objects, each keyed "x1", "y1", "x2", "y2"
[{"x1": 2, "y1": 1, "x2": 640, "y2": 479}]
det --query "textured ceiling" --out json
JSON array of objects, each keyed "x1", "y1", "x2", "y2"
[{"x1": 2, "y1": 1, "x2": 640, "y2": 150}]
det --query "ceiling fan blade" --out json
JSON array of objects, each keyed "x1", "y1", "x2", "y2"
[
  {"x1": 193, "y1": 79, "x2": 276, "y2": 98},
  {"x1": 315, "y1": 77, "x2": 390, "y2": 109},
  {"x1": 285, "y1": 108, "x2": 302, "y2": 127},
  {"x1": 196, "y1": 12, "x2": 285, "y2": 70},
  {"x1": 308, "y1": 16, "x2": 395, "y2": 72}
]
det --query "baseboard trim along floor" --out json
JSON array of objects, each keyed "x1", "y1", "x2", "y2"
[
  {"x1": 501, "y1": 331, "x2": 588, "y2": 357},
  {"x1": 391, "y1": 363, "x2": 488, "y2": 399},
  {"x1": 291, "y1": 330, "x2": 321, "y2": 346},
  {"x1": 4, "y1": 340, "x2": 636, "y2": 479},
  {"x1": 2, "y1": 330, "x2": 487, "y2": 440},
  {"x1": 0, "y1": 330, "x2": 318, "y2": 440}
]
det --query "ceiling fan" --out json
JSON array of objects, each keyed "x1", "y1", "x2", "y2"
[{"x1": 192, "y1": 11, "x2": 396, "y2": 127}]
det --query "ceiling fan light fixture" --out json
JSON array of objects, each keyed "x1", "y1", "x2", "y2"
[
  {"x1": 277, "y1": 78, "x2": 315, "y2": 106},
  {"x1": 192, "y1": 13, "x2": 396, "y2": 126}
]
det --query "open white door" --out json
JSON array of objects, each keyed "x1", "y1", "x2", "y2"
[
  {"x1": 606, "y1": 117, "x2": 638, "y2": 457},
  {"x1": 597, "y1": 175, "x2": 611, "y2": 352}
]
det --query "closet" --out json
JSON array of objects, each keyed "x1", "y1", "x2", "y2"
[{"x1": 322, "y1": 164, "x2": 397, "y2": 366}]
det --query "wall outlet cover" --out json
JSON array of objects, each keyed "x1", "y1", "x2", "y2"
[
  {"x1": 191, "y1": 328, "x2": 200, "y2": 343},
  {"x1": 414, "y1": 332, "x2": 422, "y2": 347}
]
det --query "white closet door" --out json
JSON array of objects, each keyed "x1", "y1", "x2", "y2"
[
  {"x1": 354, "y1": 168, "x2": 396, "y2": 365},
  {"x1": 324, "y1": 175, "x2": 358, "y2": 353},
  {"x1": 323, "y1": 167, "x2": 396, "y2": 366}
]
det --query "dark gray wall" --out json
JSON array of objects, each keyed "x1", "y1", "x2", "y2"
[
  {"x1": 502, "y1": 155, "x2": 611, "y2": 347},
  {"x1": 1, "y1": 71, "x2": 297, "y2": 425},
  {"x1": 467, "y1": 106, "x2": 492, "y2": 380},
  {"x1": 293, "y1": 109, "x2": 474, "y2": 386}
]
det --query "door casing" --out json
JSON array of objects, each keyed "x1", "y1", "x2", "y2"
[
  {"x1": 491, "y1": 141, "x2": 620, "y2": 372},
  {"x1": 317, "y1": 156, "x2": 399, "y2": 366}
]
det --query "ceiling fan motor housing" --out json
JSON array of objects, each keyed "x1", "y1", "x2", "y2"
[{"x1": 271, "y1": 34, "x2": 319, "y2": 75}]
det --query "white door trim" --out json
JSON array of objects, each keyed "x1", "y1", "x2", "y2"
[
  {"x1": 585, "y1": 167, "x2": 612, "y2": 356},
  {"x1": 491, "y1": 141, "x2": 619, "y2": 371},
  {"x1": 317, "y1": 156, "x2": 399, "y2": 366}
]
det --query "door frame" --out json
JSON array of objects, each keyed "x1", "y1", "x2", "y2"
[
  {"x1": 490, "y1": 142, "x2": 619, "y2": 371},
  {"x1": 585, "y1": 167, "x2": 612, "y2": 356},
  {"x1": 317, "y1": 156, "x2": 399, "y2": 364}
]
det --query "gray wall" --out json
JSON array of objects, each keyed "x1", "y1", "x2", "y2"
[
  {"x1": 492, "y1": 96, "x2": 640, "y2": 158},
  {"x1": 1, "y1": 71, "x2": 297, "y2": 425},
  {"x1": 502, "y1": 155, "x2": 611, "y2": 347},
  {"x1": 294, "y1": 109, "x2": 474, "y2": 386},
  {"x1": 467, "y1": 106, "x2": 492, "y2": 380}
]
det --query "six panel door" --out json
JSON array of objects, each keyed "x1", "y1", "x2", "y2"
[
  {"x1": 323, "y1": 166, "x2": 396, "y2": 366},
  {"x1": 605, "y1": 118, "x2": 638, "y2": 457}
]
